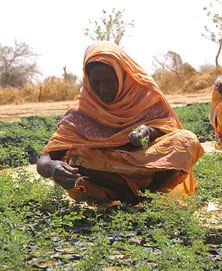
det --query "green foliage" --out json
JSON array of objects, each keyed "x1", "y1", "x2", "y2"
[
  {"x1": 0, "y1": 115, "x2": 62, "y2": 167},
  {"x1": 132, "y1": 127, "x2": 150, "y2": 149},
  {"x1": 174, "y1": 102, "x2": 215, "y2": 142},
  {"x1": 139, "y1": 137, "x2": 150, "y2": 149},
  {"x1": 0, "y1": 102, "x2": 221, "y2": 270},
  {"x1": 0, "y1": 169, "x2": 50, "y2": 270},
  {"x1": 0, "y1": 150, "x2": 221, "y2": 270},
  {"x1": 84, "y1": 8, "x2": 134, "y2": 45},
  {"x1": 193, "y1": 152, "x2": 222, "y2": 201}
]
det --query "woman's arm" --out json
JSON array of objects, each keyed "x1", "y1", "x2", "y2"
[{"x1": 37, "y1": 150, "x2": 66, "y2": 178}]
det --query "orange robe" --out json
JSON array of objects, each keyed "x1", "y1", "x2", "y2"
[
  {"x1": 43, "y1": 41, "x2": 204, "y2": 205},
  {"x1": 209, "y1": 76, "x2": 222, "y2": 150}
]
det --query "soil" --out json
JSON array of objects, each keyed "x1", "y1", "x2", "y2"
[{"x1": 0, "y1": 92, "x2": 212, "y2": 122}]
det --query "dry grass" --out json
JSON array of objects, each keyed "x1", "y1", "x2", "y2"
[
  {"x1": 154, "y1": 70, "x2": 182, "y2": 93},
  {"x1": 0, "y1": 66, "x2": 221, "y2": 105},
  {"x1": 181, "y1": 67, "x2": 221, "y2": 93},
  {"x1": 0, "y1": 84, "x2": 40, "y2": 105},
  {"x1": 155, "y1": 66, "x2": 222, "y2": 94},
  {"x1": 38, "y1": 76, "x2": 79, "y2": 102},
  {"x1": 0, "y1": 76, "x2": 79, "y2": 105}
]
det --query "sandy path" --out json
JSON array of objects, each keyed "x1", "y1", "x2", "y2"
[
  {"x1": 0, "y1": 100, "x2": 71, "y2": 122},
  {"x1": 0, "y1": 93, "x2": 212, "y2": 122}
]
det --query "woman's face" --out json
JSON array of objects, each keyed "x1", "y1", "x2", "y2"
[{"x1": 88, "y1": 63, "x2": 119, "y2": 104}]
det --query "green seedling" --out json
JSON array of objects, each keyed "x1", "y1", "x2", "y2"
[{"x1": 132, "y1": 127, "x2": 150, "y2": 149}]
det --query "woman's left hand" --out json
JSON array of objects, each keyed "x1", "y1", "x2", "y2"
[{"x1": 128, "y1": 125, "x2": 150, "y2": 147}]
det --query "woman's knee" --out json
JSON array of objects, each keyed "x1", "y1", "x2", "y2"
[{"x1": 175, "y1": 129, "x2": 199, "y2": 142}]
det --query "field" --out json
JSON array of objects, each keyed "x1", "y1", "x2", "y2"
[{"x1": 0, "y1": 98, "x2": 222, "y2": 270}]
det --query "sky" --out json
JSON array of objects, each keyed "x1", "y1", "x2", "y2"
[{"x1": 0, "y1": 0, "x2": 220, "y2": 81}]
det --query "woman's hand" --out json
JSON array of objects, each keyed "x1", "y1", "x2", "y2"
[
  {"x1": 48, "y1": 160, "x2": 81, "y2": 189},
  {"x1": 128, "y1": 125, "x2": 165, "y2": 148},
  {"x1": 128, "y1": 125, "x2": 151, "y2": 147},
  {"x1": 37, "y1": 151, "x2": 81, "y2": 189}
]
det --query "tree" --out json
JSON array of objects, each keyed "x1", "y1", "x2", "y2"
[
  {"x1": 202, "y1": 0, "x2": 222, "y2": 67},
  {"x1": 84, "y1": 8, "x2": 134, "y2": 45},
  {"x1": 152, "y1": 51, "x2": 184, "y2": 77},
  {"x1": 63, "y1": 66, "x2": 78, "y2": 84},
  {"x1": 0, "y1": 40, "x2": 40, "y2": 88}
]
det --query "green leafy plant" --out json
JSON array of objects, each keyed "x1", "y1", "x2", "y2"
[
  {"x1": 132, "y1": 127, "x2": 150, "y2": 150},
  {"x1": 174, "y1": 102, "x2": 214, "y2": 142},
  {"x1": 0, "y1": 103, "x2": 221, "y2": 270}
]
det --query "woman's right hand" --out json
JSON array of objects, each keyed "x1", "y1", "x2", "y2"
[
  {"x1": 128, "y1": 125, "x2": 151, "y2": 147},
  {"x1": 48, "y1": 160, "x2": 81, "y2": 189}
]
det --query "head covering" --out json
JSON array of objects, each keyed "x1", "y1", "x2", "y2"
[
  {"x1": 73, "y1": 41, "x2": 182, "y2": 126},
  {"x1": 209, "y1": 76, "x2": 222, "y2": 148},
  {"x1": 209, "y1": 76, "x2": 222, "y2": 123}
]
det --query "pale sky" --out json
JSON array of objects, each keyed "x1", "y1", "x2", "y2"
[{"x1": 0, "y1": 0, "x2": 220, "y2": 81}]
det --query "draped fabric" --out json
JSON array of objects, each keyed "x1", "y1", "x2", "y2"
[
  {"x1": 43, "y1": 41, "x2": 204, "y2": 204},
  {"x1": 209, "y1": 76, "x2": 222, "y2": 150}
]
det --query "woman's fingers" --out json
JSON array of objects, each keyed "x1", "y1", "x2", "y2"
[
  {"x1": 48, "y1": 161, "x2": 87, "y2": 189},
  {"x1": 128, "y1": 131, "x2": 141, "y2": 146},
  {"x1": 53, "y1": 162, "x2": 78, "y2": 177},
  {"x1": 137, "y1": 125, "x2": 149, "y2": 138},
  {"x1": 63, "y1": 163, "x2": 79, "y2": 174}
]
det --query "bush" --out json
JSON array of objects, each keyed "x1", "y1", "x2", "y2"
[
  {"x1": 0, "y1": 77, "x2": 80, "y2": 105},
  {"x1": 182, "y1": 67, "x2": 221, "y2": 93},
  {"x1": 153, "y1": 70, "x2": 182, "y2": 93},
  {"x1": 39, "y1": 76, "x2": 79, "y2": 102},
  {"x1": 0, "y1": 84, "x2": 40, "y2": 105},
  {"x1": 153, "y1": 65, "x2": 221, "y2": 94}
]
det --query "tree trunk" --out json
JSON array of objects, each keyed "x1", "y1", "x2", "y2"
[
  {"x1": 63, "y1": 66, "x2": 68, "y2": 81},
  {"x1": 215, "y1": 39, "x2": 222, "y2": 67},
  {"x1": 38, "y1": 86, "x2": 42, "y2": 102}
]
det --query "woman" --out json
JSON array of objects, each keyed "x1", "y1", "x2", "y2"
[
  {"x1": 37, "y1": 41, "x2": 204, "y2": 206},
  {"x1": 209, "y1": 76, "x2": 222, "y2": 150}
]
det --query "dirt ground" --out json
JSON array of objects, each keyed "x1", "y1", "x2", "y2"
[{"x1": 0, "y1": 92, "x2": 212, "y2": 122}]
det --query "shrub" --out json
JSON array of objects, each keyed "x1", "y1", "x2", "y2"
[
  {"x1": 0, "y1": 77, "x2": 79, "y2": 105},
  {"x1": 39, "y1": 76, "x2": 79, "y2": 102},
  {"x1": 0, "y1": 84, "x2": 40, "y2": 105}
]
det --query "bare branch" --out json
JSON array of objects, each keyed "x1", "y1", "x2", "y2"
[
  {"x1": 202, "y1": 0, "x2": 222, "y2": 66},
  {"x1": 0, "y1": 41, "x2": 40, "y2": 88}
]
